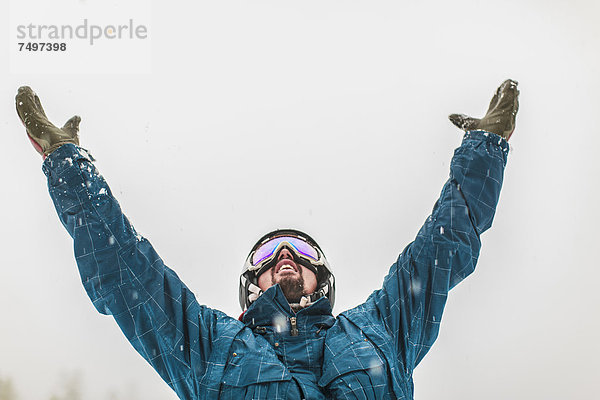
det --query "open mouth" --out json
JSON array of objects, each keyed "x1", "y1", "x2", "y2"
[{"x1": 275, "y1": 260, "x2": 298, "y2": 274}]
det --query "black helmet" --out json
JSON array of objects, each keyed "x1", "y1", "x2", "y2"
[{"x1": 239, "y1": 229, "x2": 335, "y2": 311}]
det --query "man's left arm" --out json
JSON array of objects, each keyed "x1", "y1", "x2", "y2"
[
  {"x1": 363, "y1": 80, "x2": 518, "y2": 372},
  {"x1": 364, "y1": 130, "x2": 509, "y2": 372}
]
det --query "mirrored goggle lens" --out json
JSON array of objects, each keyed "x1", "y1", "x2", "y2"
[{"x1": 252, "y1": 236, "x2": 319, "y2": 266}]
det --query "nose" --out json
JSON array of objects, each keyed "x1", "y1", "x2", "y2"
[{"x1": 277, "y1": 248, "x2": 294, "y2": 261}]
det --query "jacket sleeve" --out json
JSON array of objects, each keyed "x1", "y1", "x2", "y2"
[
  {"x1": 367, "y1": 130, "x2": 509, "y2": 370},
  {"x1": 42, "y1": 144, "x2": 234, "y2": 399}
]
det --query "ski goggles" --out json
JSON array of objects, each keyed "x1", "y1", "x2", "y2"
[{"x1": 248, "y1": 236, "x2": 322, "y2": 272}]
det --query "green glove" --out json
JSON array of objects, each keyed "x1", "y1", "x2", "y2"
[
  {"x1": 16, "y1": 86, "x2": 81, "y2": 158},
  {"x1": 449, "y1": 79, "x2": 520, "y2": 140}
]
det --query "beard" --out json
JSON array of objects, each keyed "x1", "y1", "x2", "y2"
[{"x1": 273, "y1": 271, "x2": 305, "y2": 304}]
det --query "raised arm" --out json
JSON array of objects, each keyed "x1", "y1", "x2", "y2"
[
  {"x1": 16, "y1": 87, "x2": 239, "y2": 399},
  {"x1": 364, "y1": 80, "x2": 519, "y2": 371}
]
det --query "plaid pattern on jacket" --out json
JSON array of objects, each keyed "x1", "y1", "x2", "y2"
[{"x1": 43, "y1": 130, "x2": 508, "y2": 399}]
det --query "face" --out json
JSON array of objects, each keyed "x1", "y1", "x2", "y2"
[{"x1": 257, "y1": 247, "x2": 318, "y2": 303}]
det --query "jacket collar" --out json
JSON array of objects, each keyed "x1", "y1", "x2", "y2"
[{"x1": 242, "y1": 284, "x2": 334, "y2": 329}]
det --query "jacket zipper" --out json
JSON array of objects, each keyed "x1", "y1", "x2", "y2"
[{"x1": 290, "y1": 317, "x2": 298, "y2": 336}]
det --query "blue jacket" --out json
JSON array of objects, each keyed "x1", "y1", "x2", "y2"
[{"x1": 43, "y1": 131, "x2": 509, "y2": 399}]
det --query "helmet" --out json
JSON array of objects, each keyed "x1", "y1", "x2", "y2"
[{"x1": 239, "y1": 229, "x2": 335, "y2": 311}]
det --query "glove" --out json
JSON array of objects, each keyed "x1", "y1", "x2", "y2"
[
  {"x1": 16, "y1": 86, "x2": 81, "y2": 158},
  {"x1": 449, "y1": 79, "x2": 520, "y2": 140}
]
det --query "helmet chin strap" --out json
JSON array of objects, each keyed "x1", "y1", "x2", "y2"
[{"x1": 289, "y1": 286, "x2": 329, "y2": 312}]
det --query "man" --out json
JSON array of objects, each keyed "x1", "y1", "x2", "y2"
[{"x1": 16, "y1": 79, "x2": 519, "y2": 399}]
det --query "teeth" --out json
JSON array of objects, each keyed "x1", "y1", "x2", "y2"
[{"x1": 280, "y1": 265, "x2": 294, "y2": 271}]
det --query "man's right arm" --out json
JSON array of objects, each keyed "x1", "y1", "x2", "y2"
[{"x1": 43, "y1": 144, "x2": 238, "y2": 398}]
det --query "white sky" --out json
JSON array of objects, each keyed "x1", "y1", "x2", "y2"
[{"x1": 1, "y1": 0, "x2": 600, "y2": 399}]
